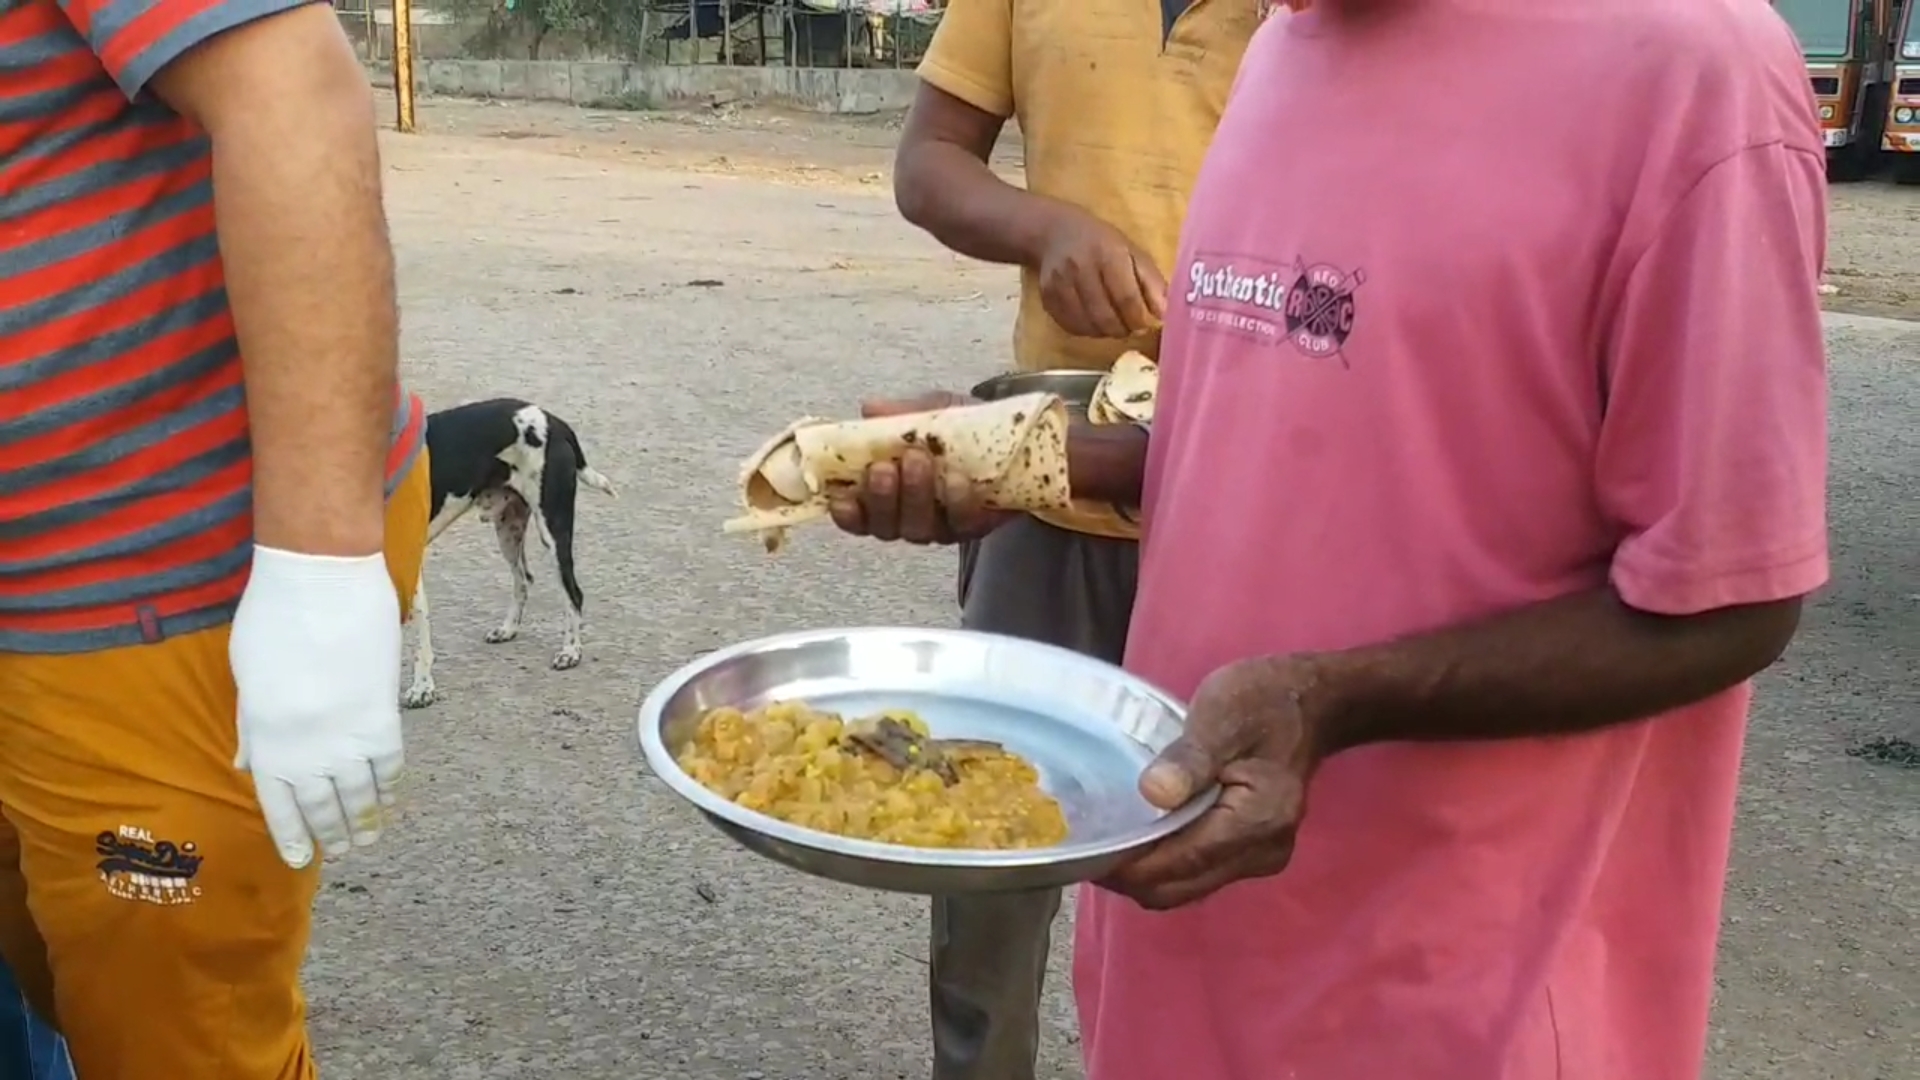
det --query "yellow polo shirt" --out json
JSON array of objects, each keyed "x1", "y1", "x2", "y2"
[{"x1": 918, "y1": 0, "x2": 1259, "y2": 373}]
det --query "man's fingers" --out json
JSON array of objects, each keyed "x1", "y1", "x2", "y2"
[
  {"x1": 1077, "y1": 266, "x2": 1132, "y2": 339},
  {"x1": 1101, "y1": 786, "x2": 1297, "y2": 908},
  {"x1": 1060, "y1": 269, "x2": 1124, "y2": 338},
  {"x1": 828, "y1": 489, "x2": 868, "y2": 535},
  {"x1": 832, "y1": 457, "x2": 993, "y2": 544},
  {"x1": 1041, "y1": 281, "x2": 1093, "y2": 339},
  {"x1": 859, "y1": 462, "x2": 902, "y2": 542},
  {"x1": 1131, "y1": 251, "x2": 1169, "y2": 323},
  {"x1": 1139, "y1": 734, "x2": 1225, "y2": 809},
  {"x1": 1109, "y1": 843, "x2": 1292, "y2": 911},
  {"x1": 860, "y1": 391, "x2": 971, "y2": 419},
  {"x1": 942, "y1": 471, "x2": 998, "y2": 539},
  {"x1": 292, "y1": 778, "x2": 353, "y2": 861},
  {"x1": 1140, "y1": 672, "x2": 1276, "y2": 809},
  {"x1": 897, "y1": 450, "x2": 942, "y2": 544},
  {"x1": 1217, "y1": 756, "x2": 1308, "y2": 831},
  {"x1": 252, "y1": 778, "x2": 316, "y2": 869},
  {"x1": 1109, "y1": 790, "x2": 1254, "y2": 888},
  {"x1": 860, "y1": 398, "x2": 925, "y2": 419},
  {"x1": 1100, "y1": 253, "x2": 1155, "y2": 334}
]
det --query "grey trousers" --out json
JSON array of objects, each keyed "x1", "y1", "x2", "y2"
[{"x1": 931, "y1": 516, "x2": 1139, "y2": 1080}]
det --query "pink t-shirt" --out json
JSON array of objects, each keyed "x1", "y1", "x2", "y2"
[{"x1": 1076, "y1": 3, "x2": 1832, "y2": 1079}]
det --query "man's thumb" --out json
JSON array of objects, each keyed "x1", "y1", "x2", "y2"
[
  {"x1": 860, "y1": 391, "x2": 971, "y2": 420},
  {"x1": 859, "y1": 399, "x2": 918, "y2": 419},
  {"x1": 1139, "y1": 737, "x2": 1220, "y2": 811},
  {"x1": 1130, "y1": 250, "x2": 1169, "y2": 323}
]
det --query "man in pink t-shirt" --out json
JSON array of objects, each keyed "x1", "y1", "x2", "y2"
[{"x1": 831, "y1": 0, "x2": 1830, "y2": 1077}]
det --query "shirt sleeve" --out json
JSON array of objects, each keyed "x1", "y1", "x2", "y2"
[
  {"x1": 1595, "y1": 143, "x2": 1830, "y2": 617},
  {"x1": 917, "y1": 0, "x2": 1015, "y2": 119},
  {"x1": 56, "y1": 0, "x2": 322, "y2": 100}
]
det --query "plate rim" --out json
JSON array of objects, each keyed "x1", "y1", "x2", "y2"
[{"x1": 636, "y1": 625, "x2": 1220, "y2": 870}]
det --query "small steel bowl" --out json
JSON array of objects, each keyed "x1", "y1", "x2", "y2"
[
  {"x1": 637, "y1": 627, "x2": 1215, "y2": 895},
  {"x1": 970, "y1": 369, "x2": 1106, "y2": 415}
]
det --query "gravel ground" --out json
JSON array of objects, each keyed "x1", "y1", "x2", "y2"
[{"x1": 303, "y1": 93, "x2": 1917, "y2": 1080}]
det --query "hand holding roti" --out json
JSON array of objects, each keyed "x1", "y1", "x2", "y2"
[
  {"x1": 825, "y1": 395, "x2": 1015, "y2": 545},
  {"x1": 1036, "y1": 206, "x2": 1168, "y2": 340},
  {"x1": 722, "y1": 391, "x2": 1074, "y2": 551},
  {"x1": 723, "y1": 352, "x2": 1160, "y2": 550}
]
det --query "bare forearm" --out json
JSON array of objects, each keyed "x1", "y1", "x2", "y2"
[
  {"x1": 1303, "y1": 589, "x2": 1804, "y2": 757},
  {"x1": 210, "y1": 77, "x2": 396, "y2": 556},
  {"x1": 895, "y1": 143, "x2": 1062, "y2": 267},
  {"x1": 1067, "y1": 422, "x2": 1149, "y2": 507}
]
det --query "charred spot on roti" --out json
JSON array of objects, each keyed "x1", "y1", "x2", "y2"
[
  {"x1": 1126, "y1": 390, "x2": 1153, "y2": 404},
  {"x1": 1013, "y1": 411, "x2": 1026, "y2": 424},
  {"x1": 903, "y1": 430, "x2": 918, "y2": 444},
  {"x1": 925, "y1": 433, "x2": 946, "y2": 456}
]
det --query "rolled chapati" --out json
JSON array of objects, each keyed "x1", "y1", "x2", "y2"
[
  {"x1": 723, "y1": 392, "x2": 1073, "y2": 551},
  {"x1": 1088, "y1": 350, "x2": 1158, "y2": 427},
  {"x1": 1031, "y1": 351, "x2": 1159, "y2": 542}
]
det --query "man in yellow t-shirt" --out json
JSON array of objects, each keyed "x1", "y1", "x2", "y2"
[{"x1": 890, "y1": 2, "x2": 1258, "y2": 1078}]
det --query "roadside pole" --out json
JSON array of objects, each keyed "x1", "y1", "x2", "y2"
[{"x1": 392, "y1": 0, "x2": 416, "y2": 132}]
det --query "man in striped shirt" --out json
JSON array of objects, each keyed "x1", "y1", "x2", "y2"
[{"x1": 1, "y1": 0, "x2": 427, "y2": 1073}]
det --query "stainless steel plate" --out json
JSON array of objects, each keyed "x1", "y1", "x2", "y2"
[
  {"x1": 970, "y1": 369, "x2": 1105, "y2": 414},
  {"x1": 637, "y1": 627, "x2": 1215, "y2": 895}
]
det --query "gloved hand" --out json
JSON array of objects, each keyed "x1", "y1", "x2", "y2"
[{"x1": 230, "y1": 545, "x2": 405, "y2": 869}]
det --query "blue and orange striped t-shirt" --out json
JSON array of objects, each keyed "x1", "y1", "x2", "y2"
[{"x1": 0, "y1": 0, "x2": 425, "y2": 654}]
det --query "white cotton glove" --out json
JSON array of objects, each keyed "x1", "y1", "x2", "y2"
[{"x1": 230, "y1": 545, "x2": 404, "y2": 869}]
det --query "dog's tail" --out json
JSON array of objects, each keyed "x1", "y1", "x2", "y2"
[
  {"x1": 579, "y1": 465, "x2": 617, "y2": 499},
  {"x1": 561, "y1": 423, "x2": 618, "y2": 499}
]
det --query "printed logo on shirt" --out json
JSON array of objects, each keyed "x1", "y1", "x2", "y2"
[
  {"x1": 97, "y1": 825, "x2": 204, "y2": 907},
  {"x1": 1184, "y1": 251, "x2": 1366, "y2": 364}
]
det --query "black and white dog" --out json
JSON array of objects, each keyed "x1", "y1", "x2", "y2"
[{"x1": 403, "y1": 398, "x2": 617, "y2": 709}]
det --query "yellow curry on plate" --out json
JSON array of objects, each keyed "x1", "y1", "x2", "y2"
[{"x1": 677, "y1": 702, "x2": 1069, "y2": 850}]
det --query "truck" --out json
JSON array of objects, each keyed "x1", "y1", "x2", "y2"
[
  {"x1": 1774, "y1": 0, "x2": 1903, "y2": 180},
  {"x1": 1883, "y1": 0, "x2": 1920, "y2": 180}
]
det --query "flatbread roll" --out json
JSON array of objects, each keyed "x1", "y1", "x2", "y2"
[
  {"x1": 724, "y1": 393, "x2": 1073, "y2": 552},
  {"x1": 1035, "y1": 351, "x2": 1159, "y2": 541},
  {"x1": 1089, "y1": 350, "x2": 1158, "y2": 426}
]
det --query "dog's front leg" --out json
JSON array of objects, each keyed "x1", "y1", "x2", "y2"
[{"x1": 402, "y1": 571, "x2": 438, "y2": 709}]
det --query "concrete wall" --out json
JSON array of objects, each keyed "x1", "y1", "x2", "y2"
[
  {"x1": 342, "y1": 13, "x2": 475, "y2": 62},
  {"x1": 366, "y1": 58, "x2": 917, "y2": 114}
]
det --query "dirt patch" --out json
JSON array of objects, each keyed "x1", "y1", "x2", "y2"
[
  {"x1": 1846, "y1": 736, "x2": 1920, "y2": 768},
  {"x1": 1824, "y1": 182, "x2": 1920, "y2": 320},
  {"x1": 376, "y1": 90, "x2": 1020, "y2": 191}
]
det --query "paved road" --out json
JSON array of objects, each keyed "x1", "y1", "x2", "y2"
[{"x1": 302, "y1": 123, "x2": 1917, "y2": 1080}]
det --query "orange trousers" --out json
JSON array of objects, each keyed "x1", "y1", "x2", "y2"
[{"x1": 0, "y1": 454, "x2": 430, "y2": 1079}]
